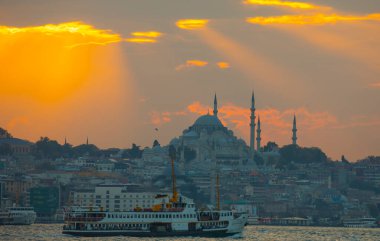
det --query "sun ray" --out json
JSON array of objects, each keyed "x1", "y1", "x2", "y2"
[
  {"x1": 191, "y1": 27, "x2": 304, "y2": 93},
  {"x1": 246, "y1": 13, "x2": 380, "y2": 25}
]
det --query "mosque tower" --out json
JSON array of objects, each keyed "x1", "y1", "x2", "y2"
[
  {"x1": 250, "y1": 91, "x2": 256, "y2": 159},
  {"x1": 292, "y1": 114, "x2": 297, "y2": 145},
  {"x1": 256, "y1": 115, "x2": 261, "y2": 152},
  {"x1": 213, "y1": 94, "x2": 218, "y2": 116}
]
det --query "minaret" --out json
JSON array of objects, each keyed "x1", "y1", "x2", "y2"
[
  {"x1": 250, "y1": 91, "x2": 256, "y2": 159},
  {"x1": 256, "y1": 115, "x2": 261, "y2": 152},
  {"x1": 64, "y1": 137, "x2": 67, "y2": 145},
  {"x1": 86, "y1": 137, "x2": 89, "y2": 145},
  {"x1": 292, "y1": 114, "x2": 297, "y2": 145},
  {"x1": 213, "y1": 93, "x2": 218, "y2": 116}
]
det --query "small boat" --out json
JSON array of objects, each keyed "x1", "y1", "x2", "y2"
[
  {"x1": 343, "y1": 217, "x2": 377, "y2": 228},
  {"x1": 0, "y1": 207, "x2": 36, "y2": 225}
]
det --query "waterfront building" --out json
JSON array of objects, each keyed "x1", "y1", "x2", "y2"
[{"x1": 71, "y1": 184, "x2": 165, "y2": 212}]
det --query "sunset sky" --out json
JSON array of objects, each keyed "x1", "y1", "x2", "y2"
[{"x1": 1, "y1": 0, "x2": 379, "y2": 161}]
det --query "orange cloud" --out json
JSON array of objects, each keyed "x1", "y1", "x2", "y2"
[
  {"x1": 126, "y1": 31, "x2": 162, "y2": 44},
  {"x1": 187, "y1": 102, "x2": 209, "y2": 115},
  {"x1": 150, "y1": 111, "x2": 187, "y2": 126},
  {"x1": 246, "y1": 13, "x2": 380, "y2": 25},
  {"x1": 131, "y1": 31, "x2": 162, "y2": 38},
  {"x1": 0, "y1": 21, "x2": 124, "y2": 102},
  {"x1": 176, "y1": 60, "x2": 208, "y2": 71},
  {"x1": 176, "y1": 19, "x2": 209, "y2": 30},
  {"x1": 216, "y1": 62, "x2": 230, "y2": 69},
  {"x1": 6, "y1": 116, "x2": 30, "y2": 133},
  {"x1": 369, "y1": 82, "x2": 380, "y2": 88},
  {"x1": 0, "y1": 22, "x2": 121, "y2": 48},
  {"x1": 185, "y1": 102, "x2": 338, "y2": 143},
  {"x1": 243, "y1": 0, "x2": 321, "y2": 10},
  {"x1": 125, "y1": 38, "x2": 157, "y2": 43}
]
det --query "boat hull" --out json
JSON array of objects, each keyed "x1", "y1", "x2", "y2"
[{"x1": 63, "y1": 229, "x2": 240, "y2": 237}]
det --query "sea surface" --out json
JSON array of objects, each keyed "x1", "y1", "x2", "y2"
[{"x1": 0, "y1": 225, "x2": 379, "y2": 241}]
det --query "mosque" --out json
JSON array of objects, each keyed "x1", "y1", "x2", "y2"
[{"x1": 169, "y1": 92, "x2": 298, "y2": 167}]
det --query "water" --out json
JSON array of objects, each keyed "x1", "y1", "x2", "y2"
[{"x1": 0, "y1": 225, "x2": 379, "y2": 241}]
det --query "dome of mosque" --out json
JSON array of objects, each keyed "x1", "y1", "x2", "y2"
[
  {"x1": 183, "y1": 131, "x2": 199, "y2": 137},
  {"x1": 193, "y1": 114, "x2": 223, "y2": 127}
]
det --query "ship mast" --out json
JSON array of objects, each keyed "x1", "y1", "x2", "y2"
[
  {"x1": 169, "y1": 145, "x2": 178, "y2": 203},
  {"x1": 216, "y1": 173, "x2": 220, "y2": 211}
]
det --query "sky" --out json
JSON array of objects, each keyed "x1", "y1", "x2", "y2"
[{"x1": 0, "y1": 0, "x2": 379, "y2": 161}]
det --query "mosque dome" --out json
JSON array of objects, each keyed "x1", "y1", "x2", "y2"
[
  {"x1": 193, "y1": 114, "x2": 223, "y2": 127},
  {"x1": 183, "y1": 131, "x2": 199, "y2": 138}
]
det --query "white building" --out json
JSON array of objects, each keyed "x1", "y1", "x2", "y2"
[{"x1": 71, "y1": 184, "x2": 166, "y2": 212}]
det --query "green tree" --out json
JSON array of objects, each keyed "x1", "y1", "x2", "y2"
[
  {"x1": 129, "y1": 143, "x2": 142, "y2": 158},
  {"x1": 153, "y1": 140, "x2": 160, "y2": 147},
  {"x1": 263, "y1": 141, "x2": 279, "y2": 152},
  {"x1": 34, "y1": 137, "x2": 63, "y2": 159},
  {"x1": 73, "y1": 144, "x2": 100, "y2": 157},
  {"x1": 0, "y1": 128, "x2": 12, "y2": 138},
  {"x1": 279, "y1": 145, "x2": 328, "y2": 164}
]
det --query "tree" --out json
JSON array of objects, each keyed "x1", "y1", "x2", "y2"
[
  {"x1": 129, "y1": 143, "x2": 142, "y2": 159},
  {"x1": 0, "y1": 128, "x2": 12, "y2": 138},
  {"x1": 153, "y1": 140, "x2": 160, "y2": 147},
  {"x1": 263, "y1": 141, "x2": 279, "y2": 152},
  {"x1": 341, "y1": 155, "x2": 349, "y2": 164},
  {"x1": 279, "y1": 145, "x2": 328, "y2": 164},
  {"x1": 73, "y1": 144, "x2": 100, "y2": 157},
  {"x1": 34, "y1": 137, "x2": 63, "y2": 159}
]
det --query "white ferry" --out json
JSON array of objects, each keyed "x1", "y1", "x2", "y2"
[
  {"x1": 62, "y1": 152, "x2": 247, "y2": 237},
  {"x1": 343, "y1": 217, "x2": 377, "y2": 228},
  {"x1": 62, "y1": 195, "x2": 247, "y2": 237},
  {"x1": 0, "y1": 207, "x2": 36, "y2": 225}
]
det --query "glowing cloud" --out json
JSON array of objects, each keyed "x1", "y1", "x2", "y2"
[
  {"x1": 185, "y1": 102, "x2": 338, "y2": 142},
  {"x1": 243, "y1": 0, "x2": 319, "y2": 9},
  {"x1": 176, "y1": 60, "x2": 208, "y2": 71},
  {"x1": 125, "y1": 38, "x2": 157, "y2": 43},
  {"x1": 0, "y1": 21, "x2": 123, "y2": 102},
  {"x1": 131, "y1": 31, "x2": 162, "y2": 38},
  {"x1": 176, "y1": 19, "x2": 209, "y2": 30},
  {"x1": 369, "y1": 82, "x2": 380, "y2": 88},
  {"x1": 217, "y1": 62, "x2": 230, "y2": 69},
  {"x1": 0, "y1": 21, "x2": 122, "y2": 48},
  {"x1": 187, "y1": 102, "x2": 209, "y2": 115},
  {"x1": 150, "y1": 111, "x2": 187, "y2": 126},
  {"x1": 125, "y1": 31, "x2": 162, "y2": 44},
  {"x1": 246, "y1": 13, "x2": 380, "y2": 25}
]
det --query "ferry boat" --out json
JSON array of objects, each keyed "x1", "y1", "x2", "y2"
[
  {"x1": 62, "y1": 150, "x2": 247, "y2": 237},
  {"x1": 343, "y1": 217, "x2": 377, "y2": 228},
  {"x1": 62, "y1": 196, "x2": 247, "y2": 237},
  {"x1": 0, "y1": 207, "x2": 36, "y2": 225}
]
